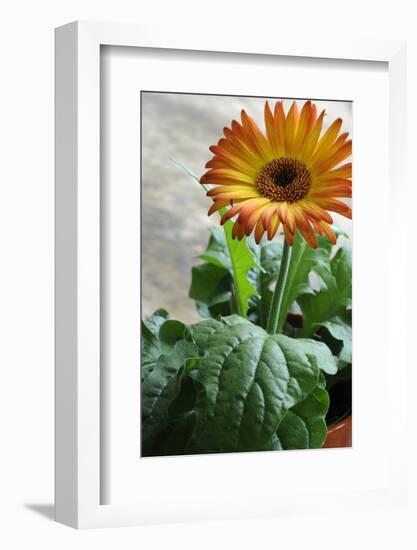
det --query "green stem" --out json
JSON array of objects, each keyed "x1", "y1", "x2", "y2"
[{"x1": 267, "y1": 240, "x2": 292, "y2": 334}]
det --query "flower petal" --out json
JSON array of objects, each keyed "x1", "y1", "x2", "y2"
[
  {"x1": 301, "y1": 109, "x2": 325, "y2": 161},
  {"x1": 315, "y1": 140, "x2": 352, "y2": 174},
  {"x1": 261, "y1": 203, "x2": 279, "y2": 230},
  {"x1": 311, "y1": 117, "x2": 343, "y2": 163},
  {"x1": 283, "y1": 223, "x2": 295, "y2": 246},
  {"x1": 267, "y1": 212, "x2": 280, "y2": 240},
  {"x1": 254, "y1": 218, "x2": 266, "y2": 244},
  {"x1": 273, "y1": 101, "x2": 286, "y2": 156},
  {"x1": 245, "y1": 202, "x2": 272, "y2": 235},
  {"x1": 241, "y1": 110, "x2": 272, "y2": 160},
  {"x1": 232, "y1": 221, "x2": 246, "y2": 240},
  {"x1": 201, "y1": 168, "x2": 255, "y2": 186},
  {"x1": 284, "y1": 101, "x2": 299, "y2": 156},
  {"x1": 298, "y1": 222, "x2": 318, "y2": 248},
  {"x1": 208, "y1": 200, "x2": 229, "y2": 216},
  {"x1": 293, "y1": 101, "x2": 312, "y2": 153},
  {"x1": 219, "y1": 202, "x2": 245, "y2": 223},
  {"x1": 264, "y1": 101, "x2": 278, "y2": 153},
  {"x1": 318, "y1": 163, "x2": 352, "y2": 181},
  {"x1": 318, "y1": 221, "x2": 337, "y2": 244},
  {"x1": 237, "y1": 197, "x2": 271, "y2": 225},
  {"x1": 315, "y1": 197, "x2": 352, "y2": 218},
  {"x1": 301, "y1": 201, "x2": 334, "y2": 224}
]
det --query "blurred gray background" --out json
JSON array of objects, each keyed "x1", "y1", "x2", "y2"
[{"x1": 141, "y1": 92, "x2": 352, "y2": 324}]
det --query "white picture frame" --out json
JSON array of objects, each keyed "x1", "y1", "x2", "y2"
[{"x1": 55, "y1": 21, "x2": 407, "y2": 529}]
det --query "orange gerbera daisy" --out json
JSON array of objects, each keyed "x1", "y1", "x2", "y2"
[{"x1": 200, "y1": 100, "x2": 352, "y2": 249}]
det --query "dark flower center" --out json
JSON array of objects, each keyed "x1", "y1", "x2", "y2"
[
  {"x1": 273, "y1": 166, "x2": 297, "y2": 187},
  {"x1": 256, "y1": 158, "x2": 311, "y2": 202}
]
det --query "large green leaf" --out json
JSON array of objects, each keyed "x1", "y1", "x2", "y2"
[
  {"x1": 141, "y1": 313, "x2": 337, "y2": 455},
  {"x1": 188, "y1": 315, "x2": 336, "y2": 453},
  {"x1": 298, "y1": 244, "x2": 352, "y2": 337},
  {"x1": 274, "y1": 386, "x2": 330, "y2": 449}
]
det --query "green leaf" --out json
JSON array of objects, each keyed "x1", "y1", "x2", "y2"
[
  {"x1": 319, "y1": 311, "x2": 352, "y2": 365},
  {"x1": 159, "y1": 319, "x2": 186, "y2": 346},
  {"x1": 200, "y1": 224, "x2": 259, "y2": 318},
  {"x1": 324, "y1": 364, "x2": 352, "y2": 424},
  {"x1": 143, "y1": 308, "x2": 170, "y2": 336},
  {"x1": 188, "y1": 315, "x2": 335, "y2": 453},
  {"x1": 258, "y1": 241, "x2": 282, "y2": 284},
  {"x1": 277, "y1": 232, "x2": 332, "y2": 333},
  {"x1": 141, "y1": 312, "x2": 188, "y2": 377},
  {"x1": 198, "y1": 226, "x2": 232, "y2": 270},
  {"x1": 189, "y1": 224, "x2": 259, "y2": 319},
  {"x1": 292, "y1": 337, "x2": 337, "y2": 375},
  {"x1": 275, "y1": 386, "x2": 330, "y2": 449},
  {"x1": 318, "y1": 370, "x2": 327, "y2": 389},
  {"x1": 298, "y1": 244, "x2": 352, "y2": 337},
  {"x1": 192, "y1": 230, "x2": 283, "y2": 328},
  {"x1": 141, "y1": 309, "x2": 170, "y2": 375},
  {"x1": 222, "y1": 221, "x2": 259, "y2": 318},
  {"x1": 142, "y1": 340, "x2": 199, "y2": 443},
  {"x1": 143, "y1": 377, "x2": 198, "y2": 457},
  {"x1": 189, "y1": 262, "x2": 232, "y2": 318}
]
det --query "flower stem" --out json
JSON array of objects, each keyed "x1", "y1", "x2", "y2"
[{"x1": 267, "y1": 240, "x2": 292, "y2": 334}]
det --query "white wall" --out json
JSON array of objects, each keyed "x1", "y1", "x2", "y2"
[{"x1": 0, "y1": 1, "x2": 415, "y2": 548}]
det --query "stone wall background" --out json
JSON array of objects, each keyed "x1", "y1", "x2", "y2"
[{"x1": 141, "y1": 93, "x2": 352, "y2": 324}]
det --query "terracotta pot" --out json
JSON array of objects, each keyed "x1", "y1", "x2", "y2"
[{"x1": 322, "y1": 415, "x2": 352, "y2": 448}]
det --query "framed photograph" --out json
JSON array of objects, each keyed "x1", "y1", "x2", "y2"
[{"x1": 55, "y1": 21, "x2": 407, "y2": 528}]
